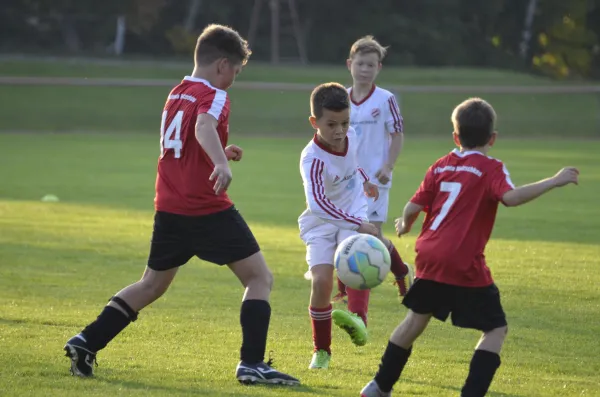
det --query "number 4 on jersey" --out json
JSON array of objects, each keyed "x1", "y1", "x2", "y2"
[
  {"x1": 160, "y1": 110, "x2": 183, "y2": 158},
  {"x1": 430, "y1": 182, "x2": 462, "y2": 231}
]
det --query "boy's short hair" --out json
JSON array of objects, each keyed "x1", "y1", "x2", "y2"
[
  {"x1": 195, "y1": 24, "x2": 251, "y2": 66},
  {"x1": 310, "y1": 83, "x2": 350, "y2": 119},
  {"x1": 349, "y1": 35, "x2": 387, "y2": 61},
  {"x1": 451, "y1": 98, "x2": 497, "y2": 148}
]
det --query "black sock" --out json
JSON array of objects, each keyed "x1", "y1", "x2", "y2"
[
  {"x1": 461, "y1": 349, "x2": 501, "y2": 397},
  {"x1": 374, "y1": 342, "x2": 412, "y2": 393},
  {"x1": 81, "y1": 306, "x2": 132, "y2": 352},
  {"x1": 240, "y1": 299, "x2": 271, "y2": 365}
]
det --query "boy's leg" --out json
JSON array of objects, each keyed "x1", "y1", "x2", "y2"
[
  {"x1": 332, "y1": 276, "x2": 348, "y2": 303},
  {"x1": 64, "y1": 211, "x2": 190, "y2": 377},
  {"x1": 308, "y1": 264, "x2": 334, "y2": 368},
  {"x1": 372, "y1": 221, "x2": 413, "y2": 296},
  {"x1": 228, "y1": 252, "x2": 299, "y2": 384},
  {"x1": 332, "y1": 229, "x2": 369, "y2": 346},
  {"x1": 346, "y1": 286, "x2": 370, "y2": 325},
  {"x1": 370, "y1": 311, "x2": 431, "y2": 393},
  {"x1": 301, "y1": 228, "x2": 336, "y2": 369},
  {"x1": 65, "y1": 267, "x2": 179, "y2": 377},
  {"x1": 461, "y1": 326, "x2": 507, "y2": 397},
  {"x1": 228, "y1": 251, "x2": 273, "y2": 363},
  {"x1": 454, "y1": 284, "x2": 508, "y2": 397},
  {"x1": 362, "y1": 278, "x2": 446, "y2": 395},
  {"x1": 81, "y1": 266, "x2": 179, "y2": 350},
  {"x1": 200, "y1": 207, "x2": 298, "y2": 385}
]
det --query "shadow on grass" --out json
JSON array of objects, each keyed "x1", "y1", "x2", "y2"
[
  {"x1": 95, "y1": 375, "x2": 318, "y2": 396},
  {"x1": 403, "y1": 377, "x2": 521, "y2": 397}
]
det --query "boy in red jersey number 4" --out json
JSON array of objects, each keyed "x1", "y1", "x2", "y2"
[
  {"x1": 361, "y1": 98, "x2": 579, "y2": 397},
  {"x1": 63, "y1": 24, "x2": 299, "y2": 386}
]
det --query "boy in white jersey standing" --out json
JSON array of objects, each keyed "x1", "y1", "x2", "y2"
[
  {"x1": 334, "y1": 36, "x2": 414, "y2": 302},
  {"x1": 299, "y1": 82, "x2": 380, "y2": 369}
]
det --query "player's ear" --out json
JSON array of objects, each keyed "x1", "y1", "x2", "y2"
[
  {"x1": 216, "y1": 58, "x2": 228, "y2": 74},
  {"x1": 346, "y1": 58, "x2": 352, "y2": 70},
  {"x1": 377, "y1": 62, "x2": 382, "y2": 72},
  {"x1": 488, "y1": 131, "x2": 498, "y2": 147},
  {"x1": 309, "y1": 116, "x2": 318, "y2": 130},
  {"x1": 452, "y1": 131, "x2": 460, "y2": 147}
]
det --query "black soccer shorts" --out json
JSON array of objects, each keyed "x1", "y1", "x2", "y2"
[
  {"x1": 402, "y1": 278, "x2": 507, "y2": 332},
  {"x1": 147, "y1": 206, "x2": 260, "y2": 270}
]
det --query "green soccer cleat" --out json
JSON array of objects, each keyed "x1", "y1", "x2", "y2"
[
  {"x1": 308, "y1": 349, "x2": 331, "y2": 369},
  {"x1": 332, "y1": 309, "x2": 368, "y2": 346}
]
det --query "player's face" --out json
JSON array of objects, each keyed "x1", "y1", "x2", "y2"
[
  {"x1": 348, "y1": 52, "x2": 381, "y2": 85},
  {"x1": 216, "y1": 59, "x2": 243, "y2": 89},
  {"x1": 310, "y1": 108, "x2": 350, "y2": 151}
]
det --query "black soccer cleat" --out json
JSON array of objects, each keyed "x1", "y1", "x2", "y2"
[
  {"x1": 64, "y1": 334, "x2": 97, "y2": 377},
  {"x1": 235, "y1": 361, "x2": 300, "y2": 386}
]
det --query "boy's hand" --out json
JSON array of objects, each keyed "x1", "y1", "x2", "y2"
[
  {"x1": 358, "y1": 221, "x2": 378, "y2": 236},
  {"x1": 552, "y1": 167, "x2": 579, "y2": 187},
  {"x1": 209, "y1": 163, "x2": 232, "y2": 194},
  {"x1": 225, "y1": 145, "x2": 243, "y2": 161},
  {"x1": 395, "y1": 217, "x2": 411, "y2": 236},
  {"x1": 364, "y1": 181, "x2": 379, "y2": 201},
  {"x1": 375, "y1": 164, "x2": 393, "y2": 185}
]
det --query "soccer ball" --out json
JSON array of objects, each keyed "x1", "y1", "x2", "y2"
[{"x1": 334, "y1": 234, "x2": 391, "y2": 290}]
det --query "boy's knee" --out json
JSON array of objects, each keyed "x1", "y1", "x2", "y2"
[
  {"x1": 312, "y1": 273, "x2": 332, "y2": 288},
  {"x1": 483, "y1": 325, "x2": 508, "y2": 342},
  {"x1": 262, "y1": 268, "x2": 274, "y2": 290},
  {"x1": 311, "y1": 275, "x2": 333, "y2": 298},
  {"x1": 488, "y1": 325, "x2": 508, "y2": 335}
]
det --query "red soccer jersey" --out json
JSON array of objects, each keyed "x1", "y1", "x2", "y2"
[
  {"x1": 410, "y1": 149, "x2": 515, "y2": 287},
  {"x1": 154, "y1": 76, "x2": 233, "y2": 216}
]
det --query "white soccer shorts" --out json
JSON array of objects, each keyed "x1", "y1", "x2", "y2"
[
  {"x1": 367, "y1": 188, "x2": 390, "y2": 223},
  {"x1": 302, "y1": 223, "x2": 359, "y2": 269}
]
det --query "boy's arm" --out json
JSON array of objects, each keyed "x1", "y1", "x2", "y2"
[
  {"x1": 301, "y1": 156, "x2": 363, "y2": 230},
  {"x1": 195, "y1": 113, "x2": 231, "y2": 194},
  {"x1": 395, "y1": 201, "x2": 424, "y2": 236},
  {"x1": 394, "y1": 166, "x2": 435, "y2": 236},
  {"x1": 377, "y1": 95, "x2": 404, "y2": 184},
  {"x1": 502, "y1": 167, "x2": 579, "y2": 207}
]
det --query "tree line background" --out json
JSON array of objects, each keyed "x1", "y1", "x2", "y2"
[{"x1": 2, "y1": 0, "x2": 599, "y2": 80}]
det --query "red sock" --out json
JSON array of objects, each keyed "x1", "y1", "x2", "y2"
[
  {"x1": 309, "y1": 305, "x2": 332, "y2": 353},
  {"x1": 337, "y1": 276, "x2": 347, "y2": 295},
  {"x1": 389, "y1": 244, "x2": 409, "y2": 278},
  {"x1": 346, "y1": 287, "x2": 370, "y2": 326}
]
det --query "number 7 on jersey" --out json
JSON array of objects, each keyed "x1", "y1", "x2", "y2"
[
  {"x1": 430, "y1": 182, "x2": 462, "y2": 231},
  {"x1": 160, "y1": 110, "x2": 184, "y2": 158}
]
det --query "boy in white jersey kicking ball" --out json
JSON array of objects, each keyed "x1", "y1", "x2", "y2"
[
  {"x1": 333, "y1": 36, "x2": 414, "y2": 303},
  {"x1": 299, "y1": 82, "x2": 380, "y2": 369}
]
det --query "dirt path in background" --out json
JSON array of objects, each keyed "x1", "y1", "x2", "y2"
[{"x1": 1, "y1": 76, "x2": 600, "y2": 93}]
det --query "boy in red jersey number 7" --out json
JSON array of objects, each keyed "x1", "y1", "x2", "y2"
[
  {"x1": 360, "y1": 98, "x2": 579, "y2": 397},
  {"x1": 63, "y1": 24, "x2": 299, "y2": 386}
]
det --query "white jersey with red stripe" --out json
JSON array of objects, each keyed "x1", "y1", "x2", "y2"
[
  {"x1": 347, "y1": 85, "x2": 403, "y2": 188},
  {"x1": 298, "y1": 127, "x2": 369, "y2": 236}
]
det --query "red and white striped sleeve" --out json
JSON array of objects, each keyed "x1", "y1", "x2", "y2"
[
  {"x1": 301, "y1": 156, "x2": 363, "y2": 230},
  {"x1": 198, "y1": 87, "x2": 228, "y2": 121},
  {"x1": 384, "y1": 94, "x2": 404, "y2": 134},
  {"x1": 358, "y1": 167, "x2": 369, "y2": 183}
]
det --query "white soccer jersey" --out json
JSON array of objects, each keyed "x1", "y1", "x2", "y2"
[
  {"x1": 348, "y1": 85, "x2": 403, "y2": 188},
  {"x1": 298, "y1": 128, "x2": 369, "y2": 234}
]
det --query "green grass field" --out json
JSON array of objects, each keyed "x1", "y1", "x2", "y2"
[
  {"x1": 0, "y1": 59, "x2": 599, "y2": 396},
  {"x1": 0, "y1": 58, "x2": 599, "y2": 138},
  {"x1": 0, "y1": 133, "x2": 599, "y2": 397},
  {"x1": 0, "y1": 58, "x2": 568, "y2": 85}
]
